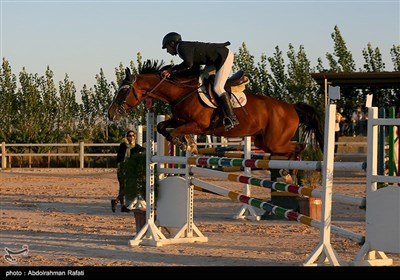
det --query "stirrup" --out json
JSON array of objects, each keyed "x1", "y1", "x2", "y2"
[{"x1": 223, "y1": 117, "x2": 237, "y2": 131}]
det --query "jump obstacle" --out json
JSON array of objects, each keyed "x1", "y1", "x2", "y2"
[{"x1": 129, "y1": 92, "x2": 400, "y2": 266}]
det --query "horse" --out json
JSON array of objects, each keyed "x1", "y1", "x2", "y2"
[{"x1": 108, "y1": 60, "x2": 324, "y2": 161}]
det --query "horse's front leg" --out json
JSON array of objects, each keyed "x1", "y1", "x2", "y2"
[
  {"x1": 157, "y1": 119, "x2": 176, "y2": 142},
  {"x1": 171, "y1": 135, "x2": 189, "y2": 152},
  {"x1": 157, "y1": 119, "x2": 190, "y2": 152},
  {"x1": 170, "y1": 122, "x2": 204, "y2": 154}
]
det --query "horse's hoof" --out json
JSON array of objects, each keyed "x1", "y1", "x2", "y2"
[
  {"x1": 281, "y1": 174, "x2": 293, "y2": 184},
  {"x1": 279, "y1": 169, "x2": 293, "y2": 184},
  {"x1": 179, "y1": 143, "x2": 188, "y2": 151},
  {"x1": 187, "y1": 144, "x2": 198, "y2": 154}
]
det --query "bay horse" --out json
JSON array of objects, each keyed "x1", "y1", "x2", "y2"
[{"x1": 108, "y1": 60, "x2": 324, "y2": 160}]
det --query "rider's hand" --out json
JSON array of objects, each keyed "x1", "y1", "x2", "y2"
[{"x1": 161, "y1": 70, "x2": 171, "y2": 78}]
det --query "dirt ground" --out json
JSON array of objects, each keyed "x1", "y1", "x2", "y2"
[{"x1": 1, "y1": 168, "x2": 399, "y2": 271}]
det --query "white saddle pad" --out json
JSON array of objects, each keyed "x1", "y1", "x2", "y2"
[{"x1": 198, "y1": 88, "x2": 247, "y2": 109}]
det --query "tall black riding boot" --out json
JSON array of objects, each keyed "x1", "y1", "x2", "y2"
[{"x1": 219, "y1": 92, "x2": 239, "y2": 131}]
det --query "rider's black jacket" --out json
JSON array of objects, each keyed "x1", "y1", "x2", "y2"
[{"x1": 171, "y1": 41, "x2": 231, "y2": 74}]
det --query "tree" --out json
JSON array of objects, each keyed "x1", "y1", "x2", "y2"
[
  {"x1": 362, "y1": 42, "x2": 385, "y2": 72},
  {"x1": 325, "y1": 25, "x2": 359, "y2": 112},
  {"x1": 361, "y1": 43, "x2": 397, "y2": 107},
  {"x1": 268, "y1": 46, "x2": 288, "y2": 100},
  {"x1": 233, "y1": 42, "x2": 259, "y2": 93},
  {"x1": 390, "y1": 45, "x2": 400, "y2": 105},
  {"x1": 58, "y1": 74, "x2": 80, "y2": 141},
  {"x1": 255, "y1": 54, "x2": 272, "y2": 96},
  {"x1": 286, "y1": 44, "x2": 320, "y2": 106},
  {"x1": 326, "y1": 25, "x2": 356, "y2": 72},
  {"x1": 38, "y1": 66, "x2": 59, "y2": 144},
  {"x1": 0, "y1": 58, "x2": 18, "y2": 142},
  {"x1": 390, "y1": 44, "x2": 400, "y2": 71},
  {"x1": 15, "y1": 68, "x2": 43, "y2": 143},
  {"x1": 93, "y1": 68, "x2": 114, "y2": 142},
  {"x1": 79, "y1": 84, "x2": 97, "y2": 141}
]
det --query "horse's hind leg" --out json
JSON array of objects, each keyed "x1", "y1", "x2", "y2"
[
  {"x1": 260, "y1": 132, "x2": 304, "y2": 185},
  {"x1": 278, "y1": 145, "x2": 307, "y2": 185}
]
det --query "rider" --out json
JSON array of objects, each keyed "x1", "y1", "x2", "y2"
[{"x1": 161, "y1": 32, "x2": 239, "y2": 131}]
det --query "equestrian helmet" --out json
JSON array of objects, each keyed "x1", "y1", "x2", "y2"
[{"x1": 162, "y1": 32, "x2": 182, "y2": 49}]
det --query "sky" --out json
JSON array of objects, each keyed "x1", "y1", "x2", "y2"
[{"x1": 1, "y1": 0, "x2": 399, "y2": 102}]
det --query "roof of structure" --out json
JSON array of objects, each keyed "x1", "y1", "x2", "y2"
[{"x1": 311, "y1": 71, "x2": 400, "y2": 89}]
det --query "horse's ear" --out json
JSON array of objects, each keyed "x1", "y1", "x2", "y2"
[{"x1": 125, "y1": 67, "x2": 132, "y2": 81}]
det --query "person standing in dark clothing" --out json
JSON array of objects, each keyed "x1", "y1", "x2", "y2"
[
  {"x1": 335, "y1": 109, "x2": 345, "y2": 154},
  {"x1": 161, "y1": 32, "x2": 239, "y2": 131},
  {"x1": 111, "y1": 130, "x2": 145, "y2": 212}
]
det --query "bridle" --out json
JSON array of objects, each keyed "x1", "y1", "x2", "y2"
[
  {"x1": 112, "y1": 83, "x2": 131, "y2": 116},
  {"x1": 115, "y1": 72, "x2": 202, "y2": 113}
]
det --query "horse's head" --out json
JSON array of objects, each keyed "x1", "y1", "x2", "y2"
[
  {"x1": 108, "y1": 67, "x2": 143, "y2": 121},
  {"x1": 108, "y1": 59, "x2": 197, "y2": 122}
]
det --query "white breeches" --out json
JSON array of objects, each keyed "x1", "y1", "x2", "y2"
[{"x1": 213, "y1": 49, "x2": 234, "y2": 96}]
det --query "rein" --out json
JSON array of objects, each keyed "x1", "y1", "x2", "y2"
[
  {"x1": 143, "y1": 74, "x2": 202, "y2": 106},
  {"x1": 144, "y1": 75, "x2": 169, "y2": 103},
  {"x1": 170, "y1": 87, "x2": 199, "y2": 107}
]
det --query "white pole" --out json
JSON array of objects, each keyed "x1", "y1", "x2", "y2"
[{"x1": 303, "y1": 101, "x2": 341, "y2": 266}]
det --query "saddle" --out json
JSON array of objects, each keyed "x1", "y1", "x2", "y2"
[{"x1": 198, "y1": 68, "x2": 249, "y2": 108}]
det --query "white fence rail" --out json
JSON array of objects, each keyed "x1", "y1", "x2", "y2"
[{"x1": 1, "y1": 142, "x2": 121, "y2": 169}]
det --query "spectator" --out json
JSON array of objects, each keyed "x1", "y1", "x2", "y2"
[
  {"x1": 335, "y1": 109, "x2": 345, "y2": 153},
  {"x1": 360, "y1": 109, "x2": 368, "y2": 136},
  {"x1": 352, "y1": 106, "x2": 365, "y2": 136},
  {"x1": 111, "y1": 130, "x2": 145, "y2": 213},
  {"x1": 339, "y1": 107, "x2": 348, "y2": 136}
]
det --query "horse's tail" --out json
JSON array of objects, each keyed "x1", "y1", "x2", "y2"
[{"x1": 294, "y1": 102, "x2": 324, "y2": 151}]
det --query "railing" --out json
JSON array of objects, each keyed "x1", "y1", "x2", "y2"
[
  {"x1": 1, "y1": 140, "x2": 371, "y2": 170},
  {"x1": 1, "y1": 142, "x2": 120, "y2": 169}
]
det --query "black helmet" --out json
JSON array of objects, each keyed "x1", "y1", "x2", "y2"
[{"x1": 162, "y1": 32, "x2": 182, "y2": 49}]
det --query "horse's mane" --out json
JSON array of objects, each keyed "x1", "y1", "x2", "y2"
[
  {"x1": 138, "y1": 59, "x2": 166, "y2": 74},
  {"x1": 138, "y1": 59, "x2": 199, "y2": 78}
]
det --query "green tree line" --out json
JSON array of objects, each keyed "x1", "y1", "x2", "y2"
[{"x1": 1, "y1": 26, "x2": 399, "y2": 148}]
